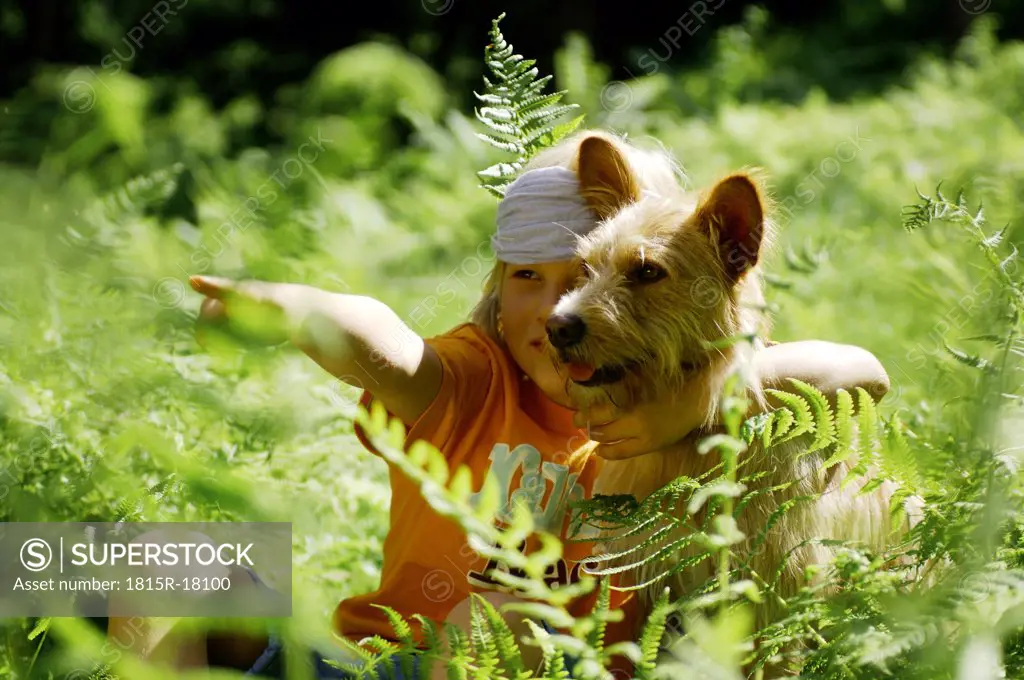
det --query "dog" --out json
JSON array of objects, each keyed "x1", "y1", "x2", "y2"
[{"x1": 543, "y1": 132, "x2": 907, "y2": 671}]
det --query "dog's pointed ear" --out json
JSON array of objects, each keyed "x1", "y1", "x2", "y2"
[
  {"x1": 577, "y1": 135, "x2": 640, "y2": 220},
  {"x1": 697, "y1": 174, "x2": 765, "y2": 281}
]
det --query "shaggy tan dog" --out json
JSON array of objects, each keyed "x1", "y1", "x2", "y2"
[{"x1": 544, "y1": 132, "x2": 904, "y2": 664}]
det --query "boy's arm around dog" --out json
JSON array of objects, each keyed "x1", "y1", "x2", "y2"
[
  {"x1": 189, "y1": 275, "x2": 442, "y2": 425},
  {"x1": 757, "y1": 340, "x2": 890, "y2": 411},
  {"x1": 577, "y1": 340, "x2": 890, "y2": 461}
]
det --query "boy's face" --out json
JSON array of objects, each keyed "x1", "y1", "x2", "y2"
[{"x1": 499, "y1": 259, "x2": 581, "y2": 408}]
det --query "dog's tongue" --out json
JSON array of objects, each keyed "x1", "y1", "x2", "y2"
[{"x1": 566, "y1": 361, "x2": 596, "y2": 382}]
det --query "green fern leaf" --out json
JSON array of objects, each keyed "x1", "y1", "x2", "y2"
[
  {"x1": 766, "y1": 403, "x2": 795, "y2": 444},
  {"x1": 887, "y1": 486, "x2": 916, "y2": 535},
  {"x1": 879, "y1": 413, "x2": 921, "y2": 489},
  {"x1": 477, "y1": 162, "x2": 521, "y2": 180},
  {"x1": 818, "y1": 388, "x2": 857, "y2": 474},
  {"x1": 474, "y1": 12, "x2": 582, "y2": 197},
  {"x1": 444, "y1": 624, "x2": 472, "y2": 680},
  {"x1": 363, "y1": 635, "x2": 401, "y2": 656},
  {"x1": 734, "y1": 480, "x2": 794, "y2": 517},
  {"x1": 373, "y1": 604, "x2": 415, "y2": 647},
  {"x1": 524, "y1": 619, "x2": 572, "y2": 680},
  {"x1": 584, "y1": 577, "x2": 612, "y2": 653},
  {"x1": 763, "y1": 388, "x2": 814, "y2": 445},
  {"x1": 790, "y1": 378, "x2": 836, "y2": 455},
  {"x1": 634, "y1": 588, "x2": 673, "y2": 676},
  {"x1": 473, "y1": 596, "x2": 527, "y2": 678},
  {"x1": 474, "y1": 133, "x2": 523, "y2": 155},
  {"x1": 740, "y1": 411, "x2": 774, "y2": 446},
  {"x1": 411, "y1": 614, "x2": 444, "y2": 679},
  {"x1": 983, "y1": 223, "x2": 1009, "y2": 248},
  {"x1": 843, "y1": 387, "x2": 880, "y2": 489},
  {"x1": 468, "y1": 595, "x2": 501, "y2": 677},
  {"x1": 27, "y1": 617, "x2": 50, "y2": 641},
  {"x1": 944, "y1": 342, "x2": 994, "y2": 372}
]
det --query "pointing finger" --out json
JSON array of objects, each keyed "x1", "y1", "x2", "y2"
[{"x1": 189, "y1": 275, "x2": 235, "y2": 300}]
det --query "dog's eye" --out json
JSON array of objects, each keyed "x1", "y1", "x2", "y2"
[{"x1": 632, "y1": 262, "x2": 666, "y2": 284}]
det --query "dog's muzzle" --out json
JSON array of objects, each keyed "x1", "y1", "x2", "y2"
[
  {"x1": 574, "y1": 364, "x2": 628, "y2": 387},
  {"x1": 546, "y1": 312, "x2": 587, "y2": 349},
  {"x1": 547, "y1": 313, "x2": 639, "y2": 387}
]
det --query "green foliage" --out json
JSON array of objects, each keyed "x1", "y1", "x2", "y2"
[
  {"x1": 2, "y1": 8, "x2": 1024, "y2": 680},
  {"x1": 633, "y1": 588, "x2": 676, "y2": 677},
  {"x1": 474, "y1": 12, "x2": 584, "y2": 198}
]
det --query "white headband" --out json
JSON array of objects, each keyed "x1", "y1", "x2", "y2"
[{"x1": 492, "y1": 166, "x2": 600, "y2": 264}]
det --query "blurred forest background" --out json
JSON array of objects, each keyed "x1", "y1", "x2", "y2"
[
  {"x1": 4, "y1": 0, "x2": 1024, "y2": 103},
  {"x1": 2, "y1": 0, "x2": 1024, "y2": 678}
]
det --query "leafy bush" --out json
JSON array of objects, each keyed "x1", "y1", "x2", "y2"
[{"x1": 1, "y1": 9, "x2": 1023, "y2": 680}]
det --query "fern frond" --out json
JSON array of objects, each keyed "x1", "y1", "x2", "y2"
[
  {"x1": 474, "y1": 13, "x2": 583, "y2": 198},
  {"x1": 467, "y1": 595, "x2": 501, "y2": 677},
  {"x1": 818, "y1": 388, "x2": 858, "y2": 474},
  {"x1": 365, "y1": 607, "x2": 420, "y2": 680},
  {"x1": 887, "y1": 486, "x2": 917, "y2": 535},
  {"x1": 584, "y1": 577, "x2": 612, "y2": 655},
  {"x1": 411, "y1": 614, "x2": 445, "y2": 679},
  {"x1": 113, "y1": 497, "x2": 143, "y2": 523},
  {"x1": 27, "y1": 618, "x2": 49, "y2": 641},
  {"x1": 585, "y1": 530, "x2": 708, "y2": 582},
  {"x1": 523, "y1": 619, "x2": 572, "y2": 680},
  {"x1": 983, "y1": 223, "x2": 1009, "y2": 249},
  {"x1": 444, "y1": 624, "x2": 472, "y2": 680},
  {"x1": 944, "y1": 341, "x2": 995, "y2": 372},
  {"x1": 582, "y1": 523, "x2": 678, "y2": 573},
  {"x1": 792, "y1": 378, "x2": 837, "y2": 455},
  {"x1": 762, "y1": 386, "x2": 815, "y2": 446},
  {"x1": 474, "y1": 595, "x2": 529, "y2": 679},
  {"x1": 362, "y1": 635, "x2": 401, "y2": 657},
  {"x1": 740, "y1": 411, "x2": 775, "y2": 446},
  {"x1": 843, "y1": 387, "x2": 881, "y2": 490},
  {"x1": 634, "y1": 588, "x2": 674, "y2": 677},
  {"x1": 734, "y1": 480, "x2": 795, "y2": 517},
  {"x1": 1000, "y1": 245, "x2": 1018, "y2": 274},
  {"x1": 904, "y1": 184, "x2": 1020, "y2": 294},
  {"x1": 879, "y1": 413, "x2": 922, "y2": 490},
  {"x1": 373, "y1": 604, "x2": 415, "y2": 647}
]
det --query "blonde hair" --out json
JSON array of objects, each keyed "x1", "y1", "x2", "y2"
[
  {"x1": 469, "y1": 259, "x2": 507, "y2": 346},
  {"x1": 469, "y1": 129, "x2": 687, "y2": 345}
]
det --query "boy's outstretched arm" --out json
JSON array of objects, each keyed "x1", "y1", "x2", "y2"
[
  {"x1": 756, "y1": 340, "x2": 890, "y2": 411},
  {"x1": 579, "y1": 340, "x2": 890, "y2": 461},
  {"x1": 189, "y1": 276, "x2": 442, "y2": 425}
]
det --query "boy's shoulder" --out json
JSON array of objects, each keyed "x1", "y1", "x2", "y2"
[
  {"x1": 426, "y1": 323, "x2": 510, "y2": 374},
  {"x1": 430, "y1": 322, "x2": 494, "y2": 346},
  {"x1": 353, "y1": 323, "x2": 509, "y2": 459}
]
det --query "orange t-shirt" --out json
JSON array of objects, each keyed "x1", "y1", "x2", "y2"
[{"x1": 333, "y1": 322, "x2": 641, "y2": 665}]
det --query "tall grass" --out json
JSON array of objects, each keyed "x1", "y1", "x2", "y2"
[{"x1": 1, "y1": 13, "x2": 1022, "y2": 679}]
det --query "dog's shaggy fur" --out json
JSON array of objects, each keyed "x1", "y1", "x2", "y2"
[{"x1": 544, "y1": 133, "x2": 907, "y2": 654}]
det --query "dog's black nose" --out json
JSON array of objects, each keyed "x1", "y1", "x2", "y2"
[{"x1": 546, "y1": 313, "x2": 587, "y2": 349}]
